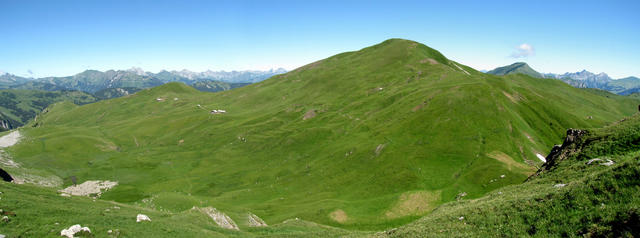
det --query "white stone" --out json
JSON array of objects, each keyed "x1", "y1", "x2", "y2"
[
  {"x1": 136, "y1": 214, "x2": 151, "y2": 222},
  {"x1": 554, "y1": 183, "x2": 566, "y2": 188},
  {"x1": 60, "y1": 224, "x2": 91, "y2": 238},
  {"x1": 536, "y1": 153, "x2": 547, "y2": 162}
]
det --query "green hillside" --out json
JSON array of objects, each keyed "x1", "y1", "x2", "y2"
[
  {"x1": 383, "y1": 113, "x2": 640, "y2": 237},
  {"x1": 2, "y1": 113, "x2": 639, "y2": 237},
  {"x1": 0, "y1": 89, "x2": 96, "y2": 130},
  {"x1": 191, "y1": 81, "x2": 251, "y2": 92},
  {"x1": 4, "y1": 39, "x2": 640, "y2": 232},
  {"x1": 487, "y1": 62, "x2": 544, "y2": 78}
]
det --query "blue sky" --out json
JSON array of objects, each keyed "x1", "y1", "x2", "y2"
[{"x1": 1, "y1": 0, "x2": 638, "y2": 78}]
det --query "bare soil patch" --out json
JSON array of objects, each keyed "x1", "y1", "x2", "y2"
[
  {"x1": 487, "y1": 151, "x2": 535, "y2": 174},
  {"x1": 303, "y1": 110, "x2": 317, "y2": 120},
  {"x1": 385, "y1": 190, "x2": 441, "y2": 218},
  {"x1": 329, "y1": 209, "x2": 348, "y2": 223}
]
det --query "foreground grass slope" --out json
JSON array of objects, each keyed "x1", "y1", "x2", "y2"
[
  {"x1": 6, "y1": 39, "x2": 640, "y2": 230},
  {"x1": 0, "y1": 182, "x2": 360, "y2": 237},
  {"x1": 383, "y1": 113, "x2": 640, "y2": 237}
]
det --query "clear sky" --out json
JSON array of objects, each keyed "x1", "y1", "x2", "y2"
[{"x1": 1, "y1": 0, "x2": 638, "y2": 78}]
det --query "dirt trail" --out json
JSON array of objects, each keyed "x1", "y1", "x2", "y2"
[{"x1": 452, "y1": 62, "x2": 470, "y2": 75}]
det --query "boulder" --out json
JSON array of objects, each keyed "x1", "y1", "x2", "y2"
[
  {"x1": 136, "y1": 214, "x2": 151, "y2": 222},
  {"x1": 60, "y1": 224, "x2": 91, "y2": 238}
]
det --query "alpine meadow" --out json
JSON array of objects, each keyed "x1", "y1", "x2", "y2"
[{"x1": 0, "y1": 1, "x2": 639, "y2": 237}]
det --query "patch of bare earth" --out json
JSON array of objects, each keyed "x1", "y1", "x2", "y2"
[
  {"x1": 420, "y1": 58, "x2": 439, "y2": 65},
  {"x1": 374, "y1": 144, "x2": 386, "y2": 156},
  {"x1": 96, "y1": 141, "x2": 118, "y2": 151},
  {"x1": 523, "y1": 132, "x2": 535, "y2": 143},
  {"x1": 486, "y1": 151, "x2": 535, "y2": 174},
  {"x1": 502, "y1": 91, "x2": 522, "y2": 103},
  {"x1": 303, "y1": 109, "x2": 317, "y2": 120},
  {"x1": 329, "y1": 209, "x2": 348, "y2": 223},
  {"x1": 385, "y1": 190, "x2": 441, "y2": 218},
  {"x1": 412, "y1": 104, "x2": 424, "y2": 112}
]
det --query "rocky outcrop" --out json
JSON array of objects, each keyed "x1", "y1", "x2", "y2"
[
  {"x1": 0, "y1": 120, "x2": 12, "y2": 130},
  {"x1": 0, "y1": 168, "x2": 12, "y2": 182},
  {"x1": 247, "y1": 213, "x2": 268, "y2": 227},
  {"x1": 59, "y1": 180, "x2": 118, "y2": 197},
  {"x1": 529, "y1": 129, "x2": 587, "y2": 179},
  {"x1": 193, "y1": 207, "x2": 239, "y2": 230}
]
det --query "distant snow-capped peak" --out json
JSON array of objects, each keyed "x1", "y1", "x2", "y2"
[{"x1": 127, "y1": 67, "x2": 148, "y2": 76}]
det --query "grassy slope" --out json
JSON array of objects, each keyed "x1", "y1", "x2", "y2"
[
  {"x1": 0, "y1": 182, "x2": 361, "y2": 237},
  {"x1": 383, "y1": 113, "x2": 640, "y2": 237},
  {"x1": 5, "y1": 39, "x2": 640, "y2": 231},
  {"x1": 2, "y1": 114, "x2": 638, "y2": 237},
  {"x1": 0, "y1": 89, "x2": 96, "y2": 129}
]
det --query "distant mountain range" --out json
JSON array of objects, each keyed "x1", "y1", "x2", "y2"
[
  {"x1": 487, "y1": 62, "x2": 640, "y2": 95},
  {"x1": 0, "y1": 68, "x2": 287, "y2": 93},
  {"x1": 0, "y1": 68, "x2": 286, "y2": 130}
]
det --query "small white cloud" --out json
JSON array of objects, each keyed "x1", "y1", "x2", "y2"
[{"x1": 510, "y1": 43, "x2": 535, "y2": 58}]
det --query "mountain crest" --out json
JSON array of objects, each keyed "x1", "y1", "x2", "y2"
[{"x1": 486, "y1": 62, "x2": 543, "y2": 78}]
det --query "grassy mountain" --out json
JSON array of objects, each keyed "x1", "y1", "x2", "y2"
[
  {"x1": 4, "y1": 39, "x2": 639, "y2": 232},
  {"x1": 609, "y1": 76, "x2": 640, "y2": 95},
  {"x1": 8, "y1": 81, "x2": 69, "y2": 91},
  {"x1": 383, "y1": 113, "x2": 640, "y2": 237},
  {"x1": 486, "y1": 62, "x2": 543, "y2": 78},
  {"x1": 0, "y1": 90, "x2": 96, "y2": 130},
  {"x1": 191, "y1": 81, "x2": 251, "y2": 92}
]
